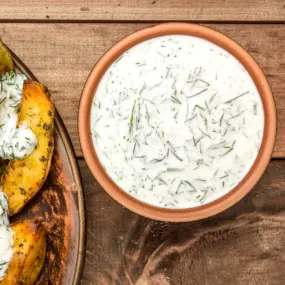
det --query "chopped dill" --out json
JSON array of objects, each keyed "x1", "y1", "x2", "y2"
[
  {"x1": 193, "y1": 104, "x2": 205, "y2": 111},
  {"x1": 219, "y1": 113, "x2": 224, "y2": 127},
  {"x1": 184, "y1": 180, "x2": 196, "y2": 191},
  {"x1": 170, "y1": 150, "x2": 183, "y2": 162},
  {"x1": 225, "y1": 91, "x2": 249, "y2": 104},
  {"x1": 129, "y1": 100, "x2": 137, "y2": 134},
  {"x1": 187, "y1": 88, "x2": 208, "y2": 99}
]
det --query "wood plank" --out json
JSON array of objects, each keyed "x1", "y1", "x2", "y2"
[
  {"x1": 0, "y1": 23, "x2": 284, "y2": 157},
  {"x1": 0, "y1": 0, "x2": 284, "y2": 22},
  {"x1": 79, "y1": 158, "x2": 285, "y2": 284}
]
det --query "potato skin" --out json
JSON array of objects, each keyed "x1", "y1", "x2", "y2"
[
  {"x1": 0, "y1": 220, "x2": 46, "y2": 285},
  {"x1": 0, "y1": 41, "x2": 14, "y2": 76},
  {"x1": 2, "y1": 80, "x2": 55, "y2": 215}
]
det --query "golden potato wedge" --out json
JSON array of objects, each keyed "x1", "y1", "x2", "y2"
[
  {"x1": 0, "y1": 41, "x2": 14, "y2": 76},
  {"x1": 0, "y1": 220, "x2": 46, "y2": 285},
  {"x1": 2, "y1": 80, "x2": 55, "y2": 215}
]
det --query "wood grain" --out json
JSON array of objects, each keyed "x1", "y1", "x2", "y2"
[
  {"x1": 1, "y1": 1, "x2": 284, "y2": 284},
  {"x1": 0, "y1": 23, "x2": 284, "y2": 158},
  {"x1": 0, "y1": 0, "x2": 284, "y2": 22},
  {"x1": 79, "y1": 158, "x2": 285, "y2": 285}
]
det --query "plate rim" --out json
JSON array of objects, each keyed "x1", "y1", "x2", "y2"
[{"x1": 8, "y1": 46, "x2": 86, "y2": 285}]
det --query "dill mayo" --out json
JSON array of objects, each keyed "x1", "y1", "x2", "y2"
[{"x1": 0, "y1": 191, "x2": 13, "y2": 280}]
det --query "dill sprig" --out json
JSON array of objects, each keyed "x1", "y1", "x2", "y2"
[
  {"x1": 199, "y1": 189, "x2": 208, "y2": 202},
  {"x1": 139, "y1": 83, "x2": 147, "y2": 95},
  {"x1": 129, "y1": 100, "x2": 136, "y2": 134},
  {"x1": 167, "y1": 167, "x2": 184, "y2": 172},
  {"x1": 205, "y1": 100, "x2": 211, "y2": 114},
  {"x1": 183, "y1": 180, "x2": 196, "y2": 191},
  {"x1": 132, "y1": 142, "x2": 137, "y2": 155},
  {"x1": 166, "y1": 140, "x2": 176, "y2": 152},
  {"x1": 221, "y1": 144, "x2": 234, "y2": 156},
  {"x1": 157, "y1": 177, "x2": 167, "y2": 185},
  {"x1": 197, "y1": 79, "x2": 210, "y2": 87},
  {"x1": 166, "y1": 67, "x2": 170, "y2": 79},
  {"x1": 176, "y1": 180, "x2": 183, "y2": 194},
  {"x1": 230, "y1": 110, "x2": 246, "y2": 120},
  {"x1": 170, "y1": 150, "x2": 183, "y2": 162},
  {"x1": 93, "y1": 130, "x2": 100, "y2": 139},
  {"x1": 209, "y1": 92, "x2": 217, "y2": 104},
  {"x1": 225, "y1": 91, "x2": 249, "y2": 104},
  {"x1": 219, "y1": 113, "x2": 224, "y2": 127},
  {"x1": 187, "y1": 88, "x2": 208, "y2": 99},
  {"x1": 185, "y1": 114, "x2": 197, "y2": 123},
  {"x1": 209, "y1": 140, "x2": 226, "y2": 149},
  {"x1": 253, "y1": 102, "x2": 258, "y2": 115},
  {"x1": 198, "y1": 127, "x2": 211, "y2": 139},
  {"x1": 193, "y1": 135, "x2": 204, "y2": 147},
  {"x1": 135, "y1": 62, "x2": 146, "y2": 67},
  {"x1": 171, "y1": 95, "x2": 182, "y2": 104},
  {"x1": 0, "y1": 97, "x2": 6, "y2": 105},
  {"x1": 153, "y1": 170, "x2": 167, "y2": 181},
  {"x1": 193, "y1": 104, "x2": 205, "y2": 112},
  {"x1": 94, "y1": 115, "x2": 102, "y2": 126}
]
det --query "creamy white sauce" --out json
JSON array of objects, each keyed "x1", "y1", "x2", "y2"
[
  {"x1": 0, "y1": 192, "x2": 9, "y2": 226},
  {"x1": 0, "y1": 226, "x2": 13, "y2": 280},
  {"x1": 91, "y1": 35, "x2": 264, "y2": 209},
  {"x1": 0, "y1": 189, "x2": 13, "y2": 280},
  {"x1": 0, "y1": 71, "x2": 37, "y2": 160}
]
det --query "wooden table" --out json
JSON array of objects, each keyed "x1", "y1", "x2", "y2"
[{"x1": 1, "y1": 1, "x2": 285, "y2": 284}]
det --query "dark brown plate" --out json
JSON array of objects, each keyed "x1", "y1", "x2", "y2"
[{"x1": 8, "y1": 48, "x2": 86, "y2": 284}]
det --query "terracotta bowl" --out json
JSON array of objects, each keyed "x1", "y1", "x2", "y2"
[{"x1": 78, "y1": 23, "x2": 276, "y2": 222}]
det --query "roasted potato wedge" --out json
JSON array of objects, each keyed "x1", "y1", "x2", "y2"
[
  {"x1": 0, "y1": 220, "x2": 46, "y2": 285},
  {"x1": 0, "y1": 41, "x2": 14, "y2": 76},
  {"x1": 2, "y1": 80, "x2": 55, "y2": 215}
]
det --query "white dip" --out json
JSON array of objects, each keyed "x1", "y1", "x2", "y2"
[
  {"x1": 0, "y1": 71, "x2": 37, "y2": 160},
  {"x1": 0, "y1": 71, "x2": 38, "y2": 280},
  {"x1": 91, "y1": 35, "x2": 264, "y2": 209},
  {"x1": 0, "y1": 190, "x2": 13, "y2": 280}
]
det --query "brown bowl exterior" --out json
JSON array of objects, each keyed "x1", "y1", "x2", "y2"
[{"x1": 79, "y1": 23, "x2": 276, "y2": 222}]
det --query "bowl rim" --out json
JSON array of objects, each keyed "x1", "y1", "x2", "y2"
[{"x1": 78, "y1": 22, "x2": 276, "y2": 222}]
